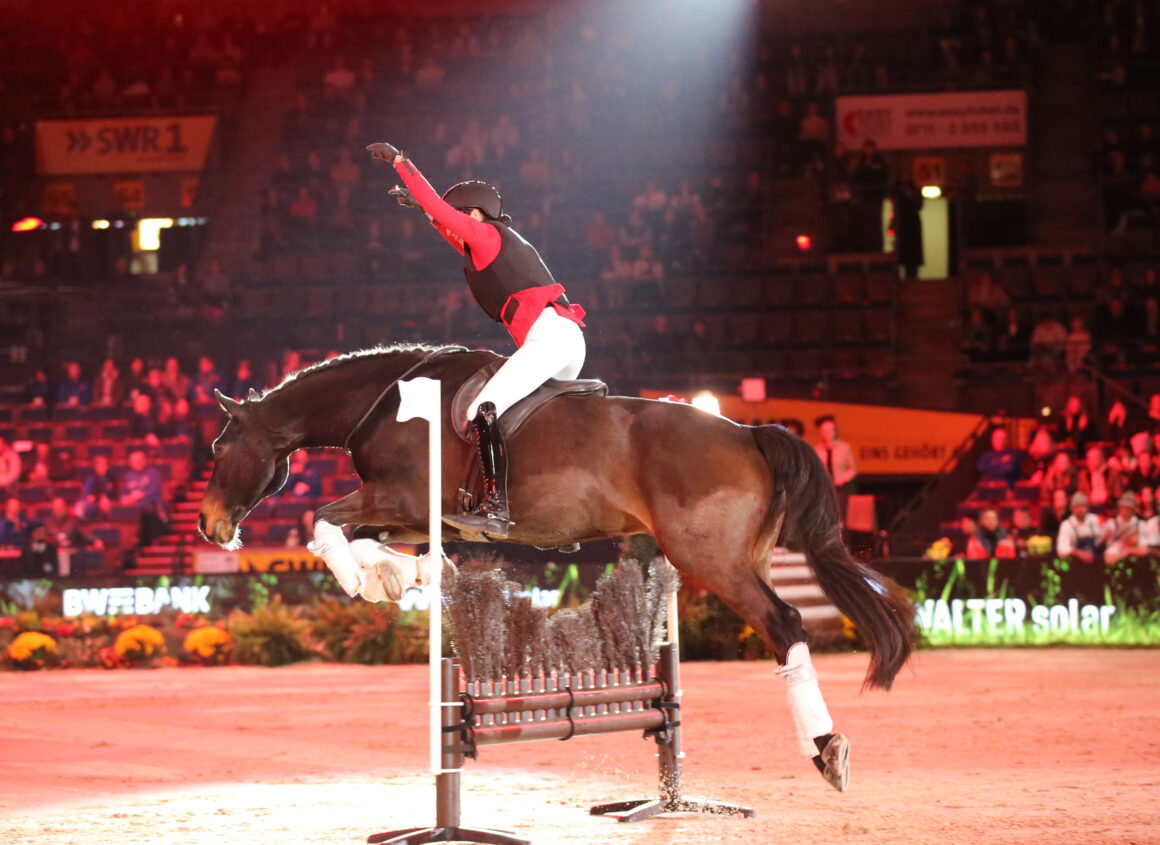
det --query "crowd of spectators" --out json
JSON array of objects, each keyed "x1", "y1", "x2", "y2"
[
  {"x1": 950, "y1": 386, "x2": 1160, "y2": 563},
  {"x1": 961, "y1": 261, "x2": 1160, "y2": 371}
]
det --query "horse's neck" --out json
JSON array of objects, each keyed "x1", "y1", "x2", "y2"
[{"x1": 260, "y1": 354, "x2": 422, "y2": 450}]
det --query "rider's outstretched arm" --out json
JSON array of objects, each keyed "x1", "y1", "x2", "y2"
[{"x1": 368, "y1": 143, "x2": 499, "y2": 264}]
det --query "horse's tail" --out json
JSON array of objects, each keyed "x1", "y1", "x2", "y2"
[{"x1": 751, "y1": 424, "x2": 914, "y2": 691}]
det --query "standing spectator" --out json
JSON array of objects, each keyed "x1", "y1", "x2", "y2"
[
  {"x1": 92, "y1": 358, "x2": 125, "y2": 407},
  {"x1": 0, "y1": 438, "x2": 20, "y2": 493},
  {"x1": 891, "y1": 181, "x2": 924, "y2": 279},
  {"x1": 283, "y1": 450, "x2": 322, "y2": 499},
  {"x1": 76, "y1": 454, "x2": 116, "y2": 520},
  {"x1": 1056, "y1": 492, "x2": 1103, "y2": 563},
  {"x1": 977, "y1": 427, "x2": 1021, "y2": 485},
  {"x1": 1129, "y1": 449, "x2": 1159, "y2": 492},
  {"x1": 1065, "y1": 316, "x2": 1092, "y2": 372},
  {"x1": 851, "y1": 140, "x2": 889, "y2": 250},
  {"x1": 56, "y1": 361, "x2": 92, "y2": 407},
  {"x1": 119, "y1": 449, "x2": 168, "y2": 547},
  {"x1": 1056, "y1": 395, "x2": 1093, "y2": 454},
  {"x1": 0, "y1": 497, "x2": 30, "y2": 547},
  {"x1": 996, "y1": 308, "x2": 1031, "y2": 361},
  {"x1": 798, "y1": 102, "x2": 830, "y2": 166},
  {"x1": 1104, "y1": 399, "x2": 1131, "y2": 446},
  {"x1": 1028, "y1": 310, "x2": 1068, "y2": 369},
  {"x1": 814, "y1": 415, "x2": 857, "y2": 525}
]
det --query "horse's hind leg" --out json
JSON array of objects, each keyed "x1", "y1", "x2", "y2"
[{"x1": 666, "y1": 549, "x2": 850, "y2": 792}]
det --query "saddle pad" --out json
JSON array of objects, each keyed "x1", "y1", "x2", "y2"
[{"x1": 451, "y1": 359, "x2": 608, "y2": 443}]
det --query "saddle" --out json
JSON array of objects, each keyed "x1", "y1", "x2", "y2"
[
  {"x1": 450, "y1": 360, "x2": 607, "y2": 540},
  {"x1": 449, "y1": 359, "x2": 607, "y2": 443}
]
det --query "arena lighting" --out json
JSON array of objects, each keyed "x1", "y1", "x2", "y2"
[
  {"x1": 795, "y1": 234, "x2": 812, "y2": 251},
  {"x1": 691, "y1": 392, "x2": 721, "y2": 416},
  {"x1": 136, "y1": 218, "x2": 174, "y2": 251},
  {"x1": 11, "y1": 217, "x2": 43, "y2": 232},
  {"x1": 1041, "y1": 406, "x2": 1051, "y2": 416},
  {"x1": 91, "y1": 219, "x2": 110, "y2": 230},
  {"x1": 921, "y1": 185, "x2": 942, "y2": 199}
]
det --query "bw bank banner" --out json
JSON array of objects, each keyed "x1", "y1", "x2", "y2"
[
  {"x1": 836, "y1": 89, "x2": 1027, "y2": 151},
  {"x1": 36, "y1": 115, "x2": 217, "y2": 175}
]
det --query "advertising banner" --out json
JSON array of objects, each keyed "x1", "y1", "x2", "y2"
[
  {"x1": 36, "y1": 115, "x2": 217, "y2": 175},
  {"x1": 836, "y1": 89, "x2": 1027, "y2": 151},
  {"x1": 194, "y1": 547, "x2": 328, "y2": 574}
]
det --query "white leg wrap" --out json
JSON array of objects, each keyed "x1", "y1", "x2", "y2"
[
  {"x1": 349, "y1": 539, "x2": 419, "y2": 603},
  {"x1": 307, "y1": 520, "x2": 363, "y2": 597},
  {"x1": 776, "y1": 642, "x2": 834, "y2": 758}
]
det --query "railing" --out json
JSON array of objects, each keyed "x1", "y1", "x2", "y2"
[{"x1": 886, "y1": 414, "x2": 992, "y2": 557}]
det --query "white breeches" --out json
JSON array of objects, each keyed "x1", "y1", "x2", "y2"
[{"x1": 466, "y1": 307, "x2": 586, "y2": 425}]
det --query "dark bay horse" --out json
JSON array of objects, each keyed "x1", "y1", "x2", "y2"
[{"x1": 199, "y1": 344, "x2": 913, "y2": 782}]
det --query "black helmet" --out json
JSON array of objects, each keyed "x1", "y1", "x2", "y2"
[{"x1": 442, "y1": 181, "x2": 504, "y2": 220}]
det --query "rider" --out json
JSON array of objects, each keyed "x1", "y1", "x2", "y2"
[{"x1": 367, "y1": 142, "x2": 587, "y2": 540}]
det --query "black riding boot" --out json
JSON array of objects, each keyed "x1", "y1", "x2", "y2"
[{"x1": 448, "y1": 402, "x2": 511, "y2": 539}]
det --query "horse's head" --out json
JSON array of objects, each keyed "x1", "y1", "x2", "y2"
[{"x1": 198, "y1": 389, "x2": 291, "y2": 549}]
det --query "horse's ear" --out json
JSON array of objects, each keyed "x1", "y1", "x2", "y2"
[
  {"x1": 215, "y1": 388, "x2": 245, "y2": 418},
  {"x1": 247, "y1": 388, "x2": 262, "y2": 403}
]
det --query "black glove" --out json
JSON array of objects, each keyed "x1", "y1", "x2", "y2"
[
  {"x1": 390, "y1": 185, "x2": 421, "y2": 209},
  {"x1": 366, "y1": 142, "x2": 401, "y2": 163}
]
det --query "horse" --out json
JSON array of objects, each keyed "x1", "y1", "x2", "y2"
[{"x1": 198, "y1": 343, "x2": 914, "y2": 789}]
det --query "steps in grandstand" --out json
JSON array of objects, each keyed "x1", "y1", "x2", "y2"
[
  {"x1": 124, "y1": 473, "x2": 210, "y2": 576},
  {"x1": 768, "y1": 549, "x2": 842, "y2": 636}
]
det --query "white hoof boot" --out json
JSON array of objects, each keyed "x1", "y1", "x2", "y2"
[
  {"x1": 309, "y1": 521, "x2": 363, "y2": 597},
  {"x1": 350, "y1": 539, "x2": 419, "y2": 603}
]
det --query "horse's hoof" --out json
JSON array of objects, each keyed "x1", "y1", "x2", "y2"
[
  {"x1": 376, "y1": 560, "x2": 408, "y2": 602},
  {"x1": 814, "y1": 733, "x2": 850, "y2": 792}
]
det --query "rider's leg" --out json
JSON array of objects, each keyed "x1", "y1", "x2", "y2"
[
  {"x1": 465, "y1": 307, "x2": 586, "y2": 423},
  {"x1": 449, "y1": 309, "x2": 585, "y2": 539}
]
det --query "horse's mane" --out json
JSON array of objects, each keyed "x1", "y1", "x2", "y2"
[{"x1": 265, "y1": 343, "x2": 467, "y2": 397}]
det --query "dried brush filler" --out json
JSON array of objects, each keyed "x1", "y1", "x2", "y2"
[{"x1": 445, "y1": 560, "x2": 679, "y2": 683}]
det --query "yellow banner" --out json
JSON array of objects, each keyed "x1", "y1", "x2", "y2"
[
  {"x1": 194, "y1": 547, "x2": 326, "y2": 574},
  {"x1": 36, "y1": 115, "x2": 217, "y2": 175},
  {"x1": 238, "y1": 549, "x2": 327, "y2": 573},
  {"x1": 643, "y1": 392, "x2": 989, "y2": 475}
]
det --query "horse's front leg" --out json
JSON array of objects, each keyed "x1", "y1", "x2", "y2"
[{"x1": 311, "y1": 485, "x2": 436, "y2": 602}]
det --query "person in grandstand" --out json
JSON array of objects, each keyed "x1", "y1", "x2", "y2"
[{"x1": 367, "y1": 141, "x2": 587, "y2": 540}]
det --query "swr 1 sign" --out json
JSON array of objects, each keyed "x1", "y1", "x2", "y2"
[{"x1": 36, "y1": 116, "x2": 217, "y2": 175}]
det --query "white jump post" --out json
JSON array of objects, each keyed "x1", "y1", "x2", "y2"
[{"x1": 396, "y1": 377, "x2": 444, "y2": 776}]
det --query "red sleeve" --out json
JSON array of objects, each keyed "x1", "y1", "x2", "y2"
[{"x1": 393, "y1": 159, "x2": 501, "y2": 268}]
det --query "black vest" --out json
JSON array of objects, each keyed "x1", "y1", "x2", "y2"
[{"x1": 463, "y1": 222, "x2": 555, "y2": 322}]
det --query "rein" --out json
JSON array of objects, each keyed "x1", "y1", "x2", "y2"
[{"x1": 341, "y1": 348, "x2": 458, "y2": 452}]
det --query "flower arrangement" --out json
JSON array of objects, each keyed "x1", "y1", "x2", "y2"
[
  {"x1": 183, "y1": 626, "x2": 232, "y2": 665},
  {"x1": 113, "y1": 624, "x2": 166, "y2": 667},
  {"x1": 8, "y1": 631, "x2": 57, "y2": 670},
  {"x1": 925, "y1": 537, "x2": 954, "y2": 561}
]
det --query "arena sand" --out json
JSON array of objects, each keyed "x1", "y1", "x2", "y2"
[{"x1": 1, "y1": 649, "x2": 1157, "y2": 844}]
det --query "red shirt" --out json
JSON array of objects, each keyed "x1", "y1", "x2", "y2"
[{"x1": 393, "y1": 159, "x2": 501, "y2": 269}]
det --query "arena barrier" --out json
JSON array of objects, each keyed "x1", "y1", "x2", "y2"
[{"x1": 367, "y1": 380, "x2": 753, "y2": 845}]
